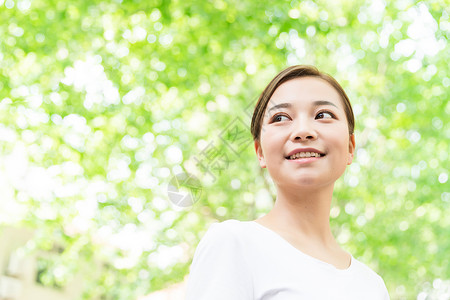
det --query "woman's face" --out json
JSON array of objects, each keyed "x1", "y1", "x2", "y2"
[{"x1": 254, "y1": 77, "x2": 355, "y2": 189}]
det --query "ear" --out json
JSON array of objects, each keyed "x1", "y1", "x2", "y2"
[
  {"x1": 254, "y1": 140, "x2": 266, "y2": 168},
  {"x1": 347, "y1": 134, "x2": 355, "y2": 165}
]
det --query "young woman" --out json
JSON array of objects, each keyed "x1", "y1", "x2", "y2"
[{"x1": 185, "y1": 65, "x2": 390, "y2": 299}]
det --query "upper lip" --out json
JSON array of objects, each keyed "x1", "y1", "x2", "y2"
[{"x1": 285, "y1": 147, "x2": 325, "y2": 158}]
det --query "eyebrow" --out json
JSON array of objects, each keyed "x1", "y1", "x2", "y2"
[{"x1": 267, "y1": 100, "x2": 338, "y2": 114}]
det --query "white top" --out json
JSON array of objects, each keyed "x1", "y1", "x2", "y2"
[{"x1": 186, "y1": 219, "x2": 390, "y2": 300}]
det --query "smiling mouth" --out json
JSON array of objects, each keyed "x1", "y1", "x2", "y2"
[{"x1": 285, "y1": 152, "x2": 325, "y2": 160}]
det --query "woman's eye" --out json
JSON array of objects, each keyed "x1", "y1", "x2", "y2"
[
  {"x1": 316, "y1": 111, "x2": 334, "y2": 119},
  {"x1": 272, "y1": 114, "x2": 289, "y2": 122}
]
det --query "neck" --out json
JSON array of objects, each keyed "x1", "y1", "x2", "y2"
[{"x1": 263, "y1": 183, "x2": 336, "y2": 247}]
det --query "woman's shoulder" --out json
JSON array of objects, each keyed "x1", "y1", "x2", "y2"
[
  {"x1": 186, "y1": 220, "x2": 255, "y2": 299},
  {"x1": 191, "y1": 219, "x2": 257, "y2": 264},
  {"x1": 197, "y1": 219, "x2": 256, "y2": 247},
  {"x1": 351, "y1": 257, "x2": 387, "y2": 283},
  {"x1": 202, "y1": 219, "x2": 252, "y2": 237}
]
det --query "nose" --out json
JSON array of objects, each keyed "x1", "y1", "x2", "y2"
[{"x1": 290, "y1": 117, "x2": 317, "y2": 141}]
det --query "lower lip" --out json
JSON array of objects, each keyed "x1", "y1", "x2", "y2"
[{"x1": 285, "y1": 157, "x2": 322, "y2": 164}]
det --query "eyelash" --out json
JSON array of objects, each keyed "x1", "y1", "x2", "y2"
[{"x1": 270, "y1": 111, "x2": 336, "y2": 123}]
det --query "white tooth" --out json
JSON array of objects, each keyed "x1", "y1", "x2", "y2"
[{"x1": 289, "y1": 152, "x2": 323, "y2": 159}]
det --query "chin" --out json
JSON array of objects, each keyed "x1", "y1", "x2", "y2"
[{"x1": 277, "y1": 177, "x2": 325, "y2": 189}]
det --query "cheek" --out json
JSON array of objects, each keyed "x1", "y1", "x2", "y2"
[
  {"x1": 263, "y1": 124, "x2": 289, "y2": 140},
  {"x1": 260, "y1": 138, "x2": 284, "y2": 162},
  {"x1": 260, "y1": 126, "x2": 282, "y2": 145},
  {"x1": 336, "y1": 139, "x2": 349, "y2": 153},
  {"x1": 324, "y1": 132, "x2": 350, "y2": 155}
]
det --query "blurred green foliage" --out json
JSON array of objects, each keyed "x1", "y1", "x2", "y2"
[{"x1": 0, "y1": 0, "x2": 449, "y2": 299}]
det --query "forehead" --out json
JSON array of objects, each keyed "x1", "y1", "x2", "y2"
[{"x1": 268, "y1": 77, "x2": 343, "y2": 109}]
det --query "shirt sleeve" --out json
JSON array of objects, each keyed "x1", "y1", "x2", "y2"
[{"x1": 185, "y1": 222, "x2": 254, "y2": 300}]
